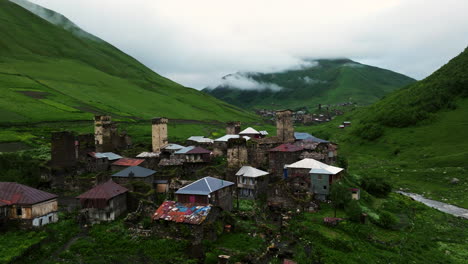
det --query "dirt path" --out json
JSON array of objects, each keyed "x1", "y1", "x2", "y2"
[{"x1": 51, "y1": 229, "x2": 88, "y2": 260}]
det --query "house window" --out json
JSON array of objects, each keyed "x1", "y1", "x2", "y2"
[
  {"x1": 16, "y1": 207, "x2": 22, "y2": 216},
  {"x1": 323, "y1": 186, "x2": 327, "y2": 190},
  {"x1": 106, "y1": 212, "x2": 111, "y2": 219}
]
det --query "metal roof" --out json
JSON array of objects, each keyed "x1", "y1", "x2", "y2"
[
  {"x1": 76, "y1": 180, "x2": 128, "y2": 200},
  {"x1": 214, "y1": 134, "x2": 251, "y2": 142},
  {"x1": 162, "y1": 143, "x2": 185, "y2": 150},
  {"x1": 294, "y1": 132, "x2": 329, "y2": 143},
  {"x1": 174, "y1": 146, "x2": 195, "y2": 154},
  {"x1": 187, "y1": 136, "x2": 214, "y2": 143},
  {"x1": 269, "y1": 143, "x2": 304, "y2": 152},
  {"x1": 112, "y1": 158, "x2": 145, "y2": 167},
  {"x1": 175, "y1": 176, "x2": 234, "y2": 195},
  {"x1": 0, "y1": 182, "x2": 57, "y2": 205},
  {"x1": 152, "y1": 201, "x2": 211, "y2": 225},
  {"x1": 286, "y1": 158, "x2": 343, "y2": 175},
  {"x1": 236, "y1": 166, "x2": 269, "y2": 178},
  {"x1": 112, "y1": 166, "x2": 156, "y2": 178},
  {"x1": 136, "y1": 152, "x2": 160, "y2": 158},
  {"x1": 89, "y1": 152, "x2": 123, "y2": 160},
  {"x1": 186, "y1": 146, "x2": 211, "y2": 154},
  {"x1": 239, "y1": 127, "x2": 260, "y2": 135},
  {"x1": 259, "y1": 130, "x2": 269, "y2": 136}
]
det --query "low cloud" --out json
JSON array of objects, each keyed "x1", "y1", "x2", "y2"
[{"x1": 210, "y1": 73, "x2": 284, "y2": 92}]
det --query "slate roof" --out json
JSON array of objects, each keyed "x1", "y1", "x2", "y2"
[
  {"x1": 286, "y1": 158, "x2": 343, "y2": 175},
  {"x1": 175, "y1": 176, "x2": 234, "y2": 195},
  {"x1": 112, "y1": 158, "x2": 144, "y2": 167},
  {"x1": 112, "y1": 166, "x2": 156, "y2": 178},
  {"x1": 152, "y1": 201, "x2": 211, "y2": 225},
  {"x1": 236, "y1": 166, "x2": 269, "y2": 178},
  {"x1": 239, "y1": 127, "x2": 260, "y2": 135},
  {"x1": 89, "y1": 152, "x2": 122, "y2": 161},
  {"x1": 269, "y1": 143, "x2": 304, "y2": 152},
  {"x1": 162, "y1": 144, "x2": 185, "y2": 150},
  {"x1": 294, "y1": 132, "x2": 329, "y2": 143},
  {"x1": 0, "y1": 182, "x2": 57, "y2": 205},
  {"x1": 76, "y1": 180, "x2": 128, "y2": 200},
  {"x1": 214, "y1": 135, "x2": 251, "y2": 142}
]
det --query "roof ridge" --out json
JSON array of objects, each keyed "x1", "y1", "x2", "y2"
[{"x1": 205, "y1": 177, "x2": 213, "y2": 192}]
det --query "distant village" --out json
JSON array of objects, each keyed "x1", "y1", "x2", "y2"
[{"x1": 0, "y1": 110, "x2": 359, "y2": 263}]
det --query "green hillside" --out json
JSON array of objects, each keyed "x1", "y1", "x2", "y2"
[
  {"x1": 302, "y1": 47, "x2": 468, "y2": 207},
  {"x1": 0, "y1": 0, "x2": 257, "y2": 124},
  {"x1": 203, "y1": 59, "x2": 415, "y2": 110}
]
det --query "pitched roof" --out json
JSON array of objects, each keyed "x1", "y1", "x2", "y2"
[
  {"x1": 214, "y1": 134, "x2": 250, "y2": 142},
  {"x1": 112, "y1": 166, "x2": 156, "y2": 178},
  {"x1": 0, "y1": 182, "x2": 57, "y2": 205},
  {"x1": 239, "y1": 127, "x2": 260, "y2": 135},
  {"x1": 286, "y1": 158, "x2": 343, "y2": 175},
  {"x1": 187, "y1": 136, "x2": 214, "y2": 143},
  {"x1": 186, "y1": 146, "x2": 211, "y2": 154},
  {"x1": 0, "y1": 200, "x2": 7, "y2": 207},
  {"x1": 112, "y1": 158, "x2": 144, "y2": 167},
  {"x1": 152, "y1": 201, "x2": 211, "y2": 225},
  {"x1": 76, "y1": 180, "x2": 128, "y2": 200},
  {"x1": 269, "y1": 143, "x2": 304, "y2": 152},
  {"x1": 174, "y1": 146, "x2": 195, "y2": 154},
  {"x1": 162, "y1": 143, "x2": 185, "y2": 150},
  {"x1": 136, "y1": 152, "x2": 160, "y2": 158},
  {"x1": 294, "y1": 132, "x2": 329, "y2": 143},
  {"x1": 259, "y1": 130, "x2": 269, "y2": 136},
  {"x1": 236, "y1": 166, "x2": 269, "y2": 178},
  {"x1": 89, "y1": 152, "x2": 122, "y2": 161},
  {"x1": 175, "y1": 176, "x2": 234, "y2": 195}
]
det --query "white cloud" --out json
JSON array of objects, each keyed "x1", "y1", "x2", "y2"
[
  {"x1": 210, "y1": 73, "x2": 284, "y2": 92},
  {"x1": 29, "y1": 0, "x2": 468, "y2": 89}
]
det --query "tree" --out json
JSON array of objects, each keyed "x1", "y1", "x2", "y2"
[{"x1": 330, "y1": 182, "x2": 351, "y2": 217}]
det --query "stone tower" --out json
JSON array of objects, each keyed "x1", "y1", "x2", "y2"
[
  {"x1": 94, "y1": 115, "x2": 114, "y2": 152},
  {"x1": 152, "y1": 117, "x2": 168, "y2": 152},
  {"x1": 227, "y1": 138, "x2": 248, "y2": 168},
  {"x1": 276, "y1": 110, "x2": 294, "y2": 143},
  {"x1": 226, "y1": 121, "x2": 241, "y2": 134},
  {"x1": 51, "y1": 131, "x2": 77, "y2": 168}
]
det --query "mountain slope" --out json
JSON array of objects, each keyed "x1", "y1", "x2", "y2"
[
  {"x1": 304, "y1": 46, "x2": 468, "y2": 207},
  {"x1": 203, "y1": 59, "x2": 415, "y2": 110},
  {"x1": 0, "y1": 0, "x2": 257, "y2": 123}
]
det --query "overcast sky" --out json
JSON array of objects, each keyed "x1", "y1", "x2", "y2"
[{"x1": 30, "y1": 0, "x2": 468, "y2": 89}]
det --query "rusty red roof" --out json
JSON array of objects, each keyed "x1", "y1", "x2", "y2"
[
  {"x1": 269, "y1": 143, "x2": 303, "y2": 152},
  {"x1": 152, "y1": 200, "x2": 211, "y2": 225},
  {"x1": 112, "y1": 158, "x2": 144, "y2": 167},
  {"x1": 76, "y1": 180, "x2": 128, "y2": 200},
  {"x1": 185, "y1": 146, "x2": 211, "y2": 154},
  {"x1": 0, "y1": 182, "x2": 57, "y2": 205},
  {"x1": 0, "y1": 200, "x2": 8, "y2": 206}
]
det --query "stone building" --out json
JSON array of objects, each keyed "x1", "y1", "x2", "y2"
[
  {"x1": 94, "y1": 115, "x2": 131, "y2": 152},
  {"x1": 76, "y1": 180, "x2": 128, "y2": 223},
  {"x1": 76, "y1": 134, "x2": 95, "y2": 161},
  {"x1": 111, "y1": 166, "x2": 156, "y2": 186},
  {"x1": 227, "y1": 138, "x2": 248, "y2": 168},
  {"x1": 213, "y1": 135, "x2": 250, "y2": 157},
  {"x1": 174, "y1": 146, "x2": 212, "y2": 163},
  {"x1": 152, "y1": 117, "x2": 168, "y2": 152},
  {"x1": 51, "y1": 131, "x2": 76, "y2": 168},
  {"x1": 175, "y1": 176, "x2": 235, "y2": 211},
  {"x1": 269, "y1": 143, "x2": 304, "y2": 179},
  {"x1": 0, "y1": 182, "x2": 59, "y2": 228},
  {"x1": 86, "y1": 152, "x2": 122, "y2": 172},
  {"x1": 226, "y1": 121, "x2": 241, "y2": 135},
  {"x1": 236, "y1": 166, "x2": 269, "y2": 199},
  {"x1": 0, "y1": 201, "x2": 7, "y2": 229},
  {"x1": 276, "y1": 110, "x2": 295, "y2": 143},
  {"x1": 239, "y1": 127, "x2": 262, "y2": 139}
]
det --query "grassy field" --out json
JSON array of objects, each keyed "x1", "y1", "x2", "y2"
[{"x1": 0, "y1": 0, "x2": 257, "y2": 124}]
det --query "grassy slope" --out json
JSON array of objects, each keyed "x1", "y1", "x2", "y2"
[
  {"x1": 0, "y1": 0, "x2": 256, "y2": 123},
  {"x1": 204, "y1": 59, "x2": 415, "y2": 110},
  {"x1": 299, "y1": 47, "x2": 468, "y2": 207}
]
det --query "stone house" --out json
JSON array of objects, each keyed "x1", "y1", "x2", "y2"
[
  {"x1": 226, "y1": 121, "x2": 241, "y2": 135},
  {"x1": 175, "y1": 176, "x2": 234, "y2": 211},
  {"x1": 286, "y1": 159, "x2": 343, "y2": 199},
  {"x1": 186, "y1": 136, "x2": 214, "y2": 147},
  {"x1": 76, "y1": 180, "x2": 128, "y2": 223},
  {"x1": 213, "y1": 135, "x2": 250, "y2": 156},
  {"x1": 0, "y1": 182, "x2": 59, "y2": 228},
  {"x1": 111, "y1": 166, "x2": 156, "y2": 186},
  {"x1": 227, "y1": 138, "x2": 248, "y2": 169},
  {"x1": 269, "y1": 143, "x2": 304, "y2": 179},
  {"x1": 86, "y1": 152, "x2": 122, "y2": 172},
  {"x1": 239, "y1": 127, "x2": 262, "y2": 139},
  {"x1": 174, "y1": 146, "x2": 212, "y2": 163},
  {"x1": 236, "y1": 166, "x2": 269, "y2": 199},
  {"x1": 111, "y1": 158, "x2": 145, "y2": 171}
]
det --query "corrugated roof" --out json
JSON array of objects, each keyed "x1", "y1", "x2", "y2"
[
  {"x1": 0, "y1": 182, "x2": 57, "y2": 205},
  {"x1": 187, "y1": 136, "x2": 214, "y2": 143},
  {"x1": 286, "y1": 158, "x2": 343, "y2": 175},
  {"x1": 136, "y1": 152, "x2": 160, "y2": 158},
  {"x1": 294, "y1": 132, "x2": 329, "y2": 143},
  {"x1": 112, "y1": 158, "x2": 145, "y2": 167},
  {"x1": 152, "y1": 201, "x2": 211, "y2": 225},
  {"x1": 259, "y1": 130, "x2": 269, "y2": 136},
  {"x1": 185, "y1": 146, "x2": 211, "y2": 154},
  {"x1": 269, "y1": 143, "x2": 304, "y2": 152},
  {"x1": 236, "y1": 166, "x2": 269, "y2": 178},
  {"x1": 112, "y1": 166, "x2": 156, "y2": 178},
  {"x1": 239, "y1": 127, "x2": 260, "y2": 135},
  {"x1": 214, "y1": 135, "x2": 251, "y2": 142},
  {"x1": 162, "y1": 144, "x2": 185, "y2": 150},
  {"x1": 76, "y1": 180, "x2": 128, "y2": 200},
  {"x1": 89, "y1": 152, "x2": 123, "y2": 161},
  {"x1": 174, "y1": 146, "x2": 195, "y2": 154},
  {"x1": 175, "y1": 176, "x2": 234, "y2": 195}
]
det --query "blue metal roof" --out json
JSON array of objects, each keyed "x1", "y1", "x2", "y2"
[
  {"x1": 174, "y1": 146, "x2": 195, "y2": 154},
  {"x1": 112, "y1": 166, "x2": 156, "y2": 178},
  {"x1": 175, "y1": 176, "x2": 234, "y2": 195},
  {"x1": 294, "y1": 132, "x2": 329, "y2": 143}
]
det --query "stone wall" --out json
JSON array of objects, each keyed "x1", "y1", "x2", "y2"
[
  {"x1": 51, "y1": 131, "x2": 76, "y2": 168},
  {"x1": 152, "y1": 117, "x2": 168, "y2": 152}
]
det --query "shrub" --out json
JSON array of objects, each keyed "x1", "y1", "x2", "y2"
[
  {"x1": 352, "y1": 123, "x2": 384, "y2": 141},
  {"x1": 377, "y1": 211, "x2": 398, "y2": 229},
  {"x1": 360, "y1": 176, "x2": 392, "y2": 198},
  {"x1": 345, "y1": 200, "x2": 363, "y2": 223}
]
